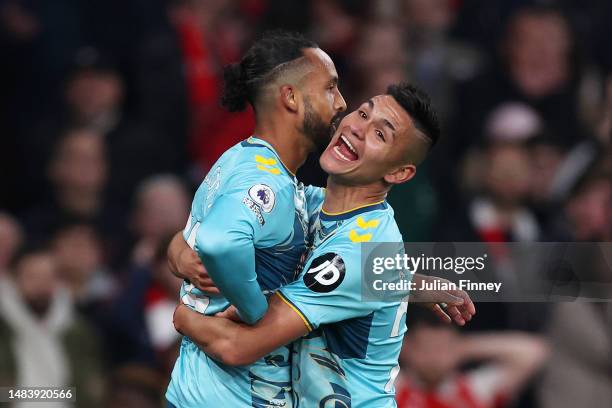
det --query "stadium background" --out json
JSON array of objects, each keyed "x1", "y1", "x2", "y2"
[{"x1": 0, "y1": 0, "x2": 610, "y2": 407}]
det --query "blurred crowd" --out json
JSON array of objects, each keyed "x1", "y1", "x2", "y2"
[{"x1": 0, "y1": 0, "x2": 610, "y2": 407}]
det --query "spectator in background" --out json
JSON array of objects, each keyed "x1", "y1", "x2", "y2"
[
  {"x1": 144, "y1": 239, "x2": 182, "y2": 373},
  {"x1": 436, "y1": 140, "x2": 548, "y2": 333},
  {"x1": 130, "y1": 175, "x2": 191, "y2": 266},
  {"x1": 105, "y1": 364, "x2": 166, "y2": 408},
  {"x1": 539, "y1": 302, "x2": 612, "y2": 408},
  {"x1": 526, "y1": 135, "x2": 567, "y2": 216},
  {"x1": 0, "y1": 248, "x2": 104, "y2": 407},
  {"x1": 22, "y1": 127, "x2": 115, "y2": 245},
  {"x1": 51, "y1": 222, "x2": 117, "y2": 326},
  {"x1": 546, "y1": 171, "x2": 612, "y2": 242},
  {"x1": 169, "y1": 0, "x2": 256, "y2": 178},
  {"x1": 308, "y1": 0, "x2": 362, "y2": 70},
  {"x1": 17, "y1": 49, "x2": 119, "y2": 206},
  {"x1": 0, "y1": 212, "x2": 23, "y2": 275},
  {"x1": 63, "y1": 49, "x2": 183, "y2": 206},
  {"x1": 401, "y1": 0, "x2": 483, "y2": 122},
  {"x1": 23, "y1": 47, "x2": 182, "y2": 211},
  {"x1": 538, "y1": 168, "x2": 612, "y2": 407},
  {"x1": 101, "y1": 174, "x2": 188, "y2": 366},
  {"x1": 396, "y1": 308, "x2": 549, "y2": 408},
  {"x1": 438, "y1": 141, "x2": 539, "y2": 242},
  {"x1": 450, "y1": 5, "x2": 588, "y2": 181},
  {"x1": 62, "y1": 48, "x2": 124, "y2": 134},
  {"x1": 104, "y1": 236, "x2": 182, "y2": 371},
  {"x1": 349, "y1": 21, "x2": 407, "y2": 106}
]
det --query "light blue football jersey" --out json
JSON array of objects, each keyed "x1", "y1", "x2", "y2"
[
  {"x1": 278, "y1": 200, "x2": 409, "y2": 408},
  {"x1": 166, "y1": 136, "x2": 311, "y2": 408}
]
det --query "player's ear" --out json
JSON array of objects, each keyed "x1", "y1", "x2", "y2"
[
  {"x1": 384, "y1": 164, "x2": 416, "y2": 185},
  {"x1": 280, "y1": 85, "x2": 299, "y2": 113}
]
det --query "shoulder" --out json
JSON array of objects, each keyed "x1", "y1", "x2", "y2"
[
  {"x1": 340, "y1": 204, "x2": 403, "y2": 245},
  {"x1": 228, "y1": 146, "x2": 293, "y2": 191},
  {"x1": 213, "y1": 147, "x2": 295, "y2": 215}
]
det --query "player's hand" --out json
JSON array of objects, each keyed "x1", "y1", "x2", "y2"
[
  {"x1": 410, "y1": 275, "x2": 476, "y2": 326},
  {"x1": 215, "y1": 305, "x2": 243, "y2": 323},
  {"x1": 178, "y1": 248, "x2": 220, "y2": 295}
]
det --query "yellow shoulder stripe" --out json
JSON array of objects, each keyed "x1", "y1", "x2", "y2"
[
  {"x1": 256, "y1": 165, "x2": 281, "y2": 175},
  {"x1": 349, "y1": 230, "x2": 373, "y2": 243},
  {"x1": 255, "y1": 155, "x2": 277, "y2": 166},
  {"x1": 255, "y1": 155, "x2": 280, "y2": 175},
  {"x1": 356, "y1": 216, "x2": 379, "y2": 229}
]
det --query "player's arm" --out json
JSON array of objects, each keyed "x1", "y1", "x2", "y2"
[
  {"x1": 167, "y1": 231, "x2": 185, "y2": 278},
  {"x1": 167, "y1": 231, "x2": 219, "y2": 294},
  {"x1": 459, "y1": 332, "x2": 550, "y2": 396},
  {"x1": 173, "y1": 247, "x2": 374, "y2": 366},
  {"x1": 188, "y1": 193, "x2": 268, "y2": 324},
  {"x1": 173, "y1": 294, "x2": 308, "y2": 366}
]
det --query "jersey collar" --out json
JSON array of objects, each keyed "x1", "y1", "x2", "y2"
[{"x1": 320, "y1": 200, "x2": 387, "y2": 221}]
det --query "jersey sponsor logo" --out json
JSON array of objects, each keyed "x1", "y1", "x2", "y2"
[
  {"x1": 348, "y1": 230, "x2": 372, "y2": 242},
  {"x1": 243, "y1": 197, "x2": 265, "y2": 226},
  {"x1": 355, "y1": 216, "x2": 379, "y2": 229},
  {"x1": 248, "y1": 184, "x2": 276, "y2": 213},
  {"x1": 255, "y1": 155, "x2": 281, "y2": 175},
  {"x1": 304, "y1": 253, "x2": 345, "y2": 293},
  {"x1": 255, "y1": 155, "x2": 277, "y2": 166},
  {"x1": 348, "y1": 216, "x2": 379, "y2": 242}
]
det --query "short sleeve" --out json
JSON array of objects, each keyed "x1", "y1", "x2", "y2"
[
  {"x1": 277, "y1": 244, "x2": 374, "y2": 331},
  {"x1": 184, "y1": 171, "x2": 293, "y2": 248}
]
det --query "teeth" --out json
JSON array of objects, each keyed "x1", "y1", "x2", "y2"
[
  {"x1": 340, "y1": 135, "x2": 357, "y2": 155},
  {"x1": 334, "y1": 146, "x2": 351, "y2": 161}
]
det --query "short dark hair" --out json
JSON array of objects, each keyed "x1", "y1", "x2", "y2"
[
  {"x1": 222, "y1": 30, "x2": 318, "y2": 112},
  {"x1": 387, "y1": 83, "x2": 440, "y2": 150}
]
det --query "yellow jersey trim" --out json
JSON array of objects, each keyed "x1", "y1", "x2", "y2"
[{"x1": 276, "y1": 292, "x2": 313, "y2": 332}]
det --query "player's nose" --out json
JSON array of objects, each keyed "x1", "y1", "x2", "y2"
[
  {"x1": 335, "y1": 90, "x2": 347, "y2": 112},
  {"x1": 349, "y1": 123, "x2": 364, "y2": 140}
]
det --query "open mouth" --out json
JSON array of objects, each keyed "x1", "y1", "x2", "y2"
[{"x1": 333, "y1": 134, "x2": 359, "y2": 162}]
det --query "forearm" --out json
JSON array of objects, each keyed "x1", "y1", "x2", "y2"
[
  {"x1": 195, "y1": 227, "x2": 267, "y2": 324},
  {"x1": 175, "y1": 307, "x2": 248, "y2": 365},
  {"x1": 461, "y1": 333, "x2": 549, "y2": 365},
  {"x1": 460, "y1": 332, "x2": 549, "y2": 393},
  {"x1": 175, "y1": 295, "x2": 307, "y2": 366},
  {"x1": 167, "y1": 231, "x2": 188, "y2": 279}
]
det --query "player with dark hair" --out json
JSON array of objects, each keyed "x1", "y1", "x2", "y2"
[
  {"x1": 165, "y1": 30, "x2": 346, "y2": 408},
  {"x1": 173, "y1": 83, "x2": 476, "y2": 407}
]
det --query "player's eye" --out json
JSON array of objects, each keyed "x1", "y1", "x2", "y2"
[
  {"x1": 376, "y1": 130, "x2": 385, "y2": 141},
  {"x1": 359, "y1": 110, "x2": 367, "y2": 119}
]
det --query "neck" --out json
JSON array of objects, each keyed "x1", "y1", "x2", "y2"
[
  {"x1": 253, "y1": 113, "x2": 312, "y2": 175},
  {"x1": 322, "y1": 177, "x2": 388, "y2": 214}
]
